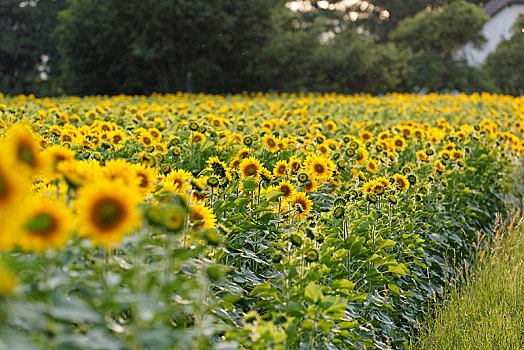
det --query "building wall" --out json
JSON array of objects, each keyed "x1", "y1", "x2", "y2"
[{"x1": 459, "y1": 4, "x2": 524, "y2": 66}]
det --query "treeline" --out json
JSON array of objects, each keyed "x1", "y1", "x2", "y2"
[{"x1": 1, "y1": 0, "x2": 522, "y2": 96}]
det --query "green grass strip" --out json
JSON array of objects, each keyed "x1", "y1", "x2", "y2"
[{"x1": 414, "y1": 213, "x2": 524, "y2": 350}]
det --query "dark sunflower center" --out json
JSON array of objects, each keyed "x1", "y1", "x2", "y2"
[
  {"x1": 92, "y1": 198, "x2": 125, "y2": 231},
  {"x1": 17, "y1": 143, "x2": 35, "y2": 167},
  {"x1": 165, "y1": 210, "x2": 185, "y2": 231},
  {"x1": 280, "y1": 186, "x2": 290, "y2": 195},
  {"x1": 278, "y1": 166, "x2": 285, "y2": 174},
  {"x1": 0, "y1": 172, "x2": 8, "y2": 199},
  {"x1": 314, "y1": 164, "x2": 324, "y2": 173},
  {"x1": 268, "y1": 139, "x2": 276, "y2": 147},
  {"x1": 26, "y1": 213, "x2": 58, "y2": 237},
  {"x1": 395, "y1": 140, "x2": 402, "y2": 147},
  {"x1": 212, "y1": 163, "x2": 226, "y2": 177},
  {"x1": 113, "y1": 135, "x2": 122, "y2": 143},
  {"x1": 246, "y1": 165, "x2": 257, "y2": 176},
  {"x1": 138, "y1": 174, "x2": 148, "y2": 188},
  {"x1": 294, "y1": 201, "x2": 305, "y2": 213}
]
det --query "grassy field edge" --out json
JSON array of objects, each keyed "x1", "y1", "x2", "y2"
[{"x1": 413, "y1": 210, "x2": 524, "y2": 349}]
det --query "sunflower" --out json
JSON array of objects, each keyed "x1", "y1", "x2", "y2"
[
  {"x1": 359, "y1": 130, "x2": 374, "y2": 142},
  {"x1": 131, "y1": 163, "x2": 157, "y2": 195},
  {"x1": 76, "y1": 179, "x2": 141, "y2": 250},
  {"x1": 263, "y1": 134, "x2": 280, "y2": 153},
  {"x1": 434, "y1": 160, "x2": 446, "y2": 173},
  {"x1": 139, "y1": 152, "x2": 156, "y2": 167},
  {"x1": 58, "y1": 159, "x2": 101, "y2": 188},
  {"x1": 6, "y1": 124, "x2": 47, "y2": 174},
  {"x1": 413, "y1": 128, "x2": 424, "y2": 139},
  {"x1": 44, "y1": 145, "x2": 76, "y2": 176},
  {"x1": 239, "y1": 156, "x2": 263, "y2": 180},
  {"x1": 444, "y1": 142, "x2": 456, "y2": 151},
  {"x1": 164, "y1": 169, "x2": 192, "y2": 193},
  {"x1": 277, "y1": 180, "x2": 296, "y2": 202},
  {"x1": 289, "y1": 192, "x2": 313, "y2": 220},
  {"x1": 190, "y1": 204, "x2": 217, "y2": 230},
  {"x1": 391, "y1": 135, "x2": 407, "y2": 150},
  {"x1": 375, "y1": 176, "x2": 391, "y2": 189},
  {"x1": 455, "y1": 130, "x2": 467, "y2": 141},
  {"x1": 289, "y1": 156, "x2": 301, "y2": 175},
  {"x1": 237, "y1": 147, "x2": 251, "y2": 159},
  {"x1": 192, "y1": 131, "x2": 206, "y2": 145},
  {"x1": 401, "y1": 126, "x2": 412, "y2": 138},
  {"x1": 153, "y1": 141, "x2": 168, "y2": 154},
  {"x1": 297, "y1": 172, "x2": 308, "y2": 183},
  {"x1": 148, "y1": 127, "x2": 162, "y2": 140},
  {"x1": 206, "y1": 156, "x2": 228, "y2": 178},
  {"x1": 451, "y1": 149, "x2": 463, "y2": 160},
  {"x1": 0, "y1": 149, "x2": 27, "y2": 213},
  {"x1": 260, "y1": 167, "x2": 274, "y2": 182},
  {"x1": 362, "y1": 179, "x2": 375, "y2": 194},
  {"x1": 273, "y1": 160, "x2": 288, "y2": 178},
  {"x1": 190, "y1": 177, "x2": 208, "y2": 203},
  {"x1": 392, "y1": 173, "x2": 409, "y2": 191},
  {"x1": 325, "y1": 121, "x2": 336, "y2": 132},
  {"x1": 230, "y1": 157, "x2": 241, "y2": 169},
  {"x1": 303, "y1": 178, "x2": 319, "y2": 193},
  {"x1": 366, "y1": 159, "x2": 378, "y2": 173},
  {"x1": 18, "y1": 198, "x2": 72, "y2": 253},
  {"x1": 416, "y1": 150, "x2": 429, "y2": 162},
  {"x1": 439, "y1": 150, "x2": 450, "y2": 160},
  {"x1": 305, "y1": 248, "x2": 319, "y2": 262},
  {"x1": 378, "y1": 131, "x2": 390, "y2": 140},
  {"x1": 109, "y1": 130, "x2": 127, "y2": 147},
  {"x1": 317, "y1": 142, "x2": 330, "y2": 155},
  {"x1": 103, "y1": 158, "x2": 140, "y2": 186},
  {"x1": 140, "y1": 132, "x2": 154, "y2": 147},
  {"x1": 304, "y1": 154, "x2": 334, "y2": 182},
  {"x1": 354, "y1": 147, "x2": 369, "y2": 165}
]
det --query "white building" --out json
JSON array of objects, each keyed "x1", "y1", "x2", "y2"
[{"x1": 459, "y1": 0, "x2": 524, "y2": 66}]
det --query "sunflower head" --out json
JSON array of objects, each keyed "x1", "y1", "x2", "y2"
[
  {"x1": 239, "y1": 157, "x2": 262, "y2": 180},
  {"x1": 277, "y1": 180, "x2": 295, "y2": 201},
  {"x1": 273, "y1": 159, "x2": 289, "y2": 175},
  {"x1": 7, "y1": 124, "x2": 46, "y2": 174},
  {"x1": 290, "y1": 192, "x2": 313, "y2": 219},
  {"x1": 77, "y1": 179, "x2": 141, "y2": 250},
  {"x1": 392, "y1": 173, "x2": 409, "y2": 191},
  {"x1": 19, "y1": 198, "x2": 72, "y2": 253},
  {"x1": 263, "y1": 134, "x2": 280, "y2": 153},
  {"x1": 305, "y1": 248, "x2": 319, "y2": 262},
  {"x1": 190, "y1": 204, "x2": 217, "y2": 230}
]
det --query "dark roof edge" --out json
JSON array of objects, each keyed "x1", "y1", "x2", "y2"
[{"x1": 484, "y1": 0, "x2": 524, "y2": 17}]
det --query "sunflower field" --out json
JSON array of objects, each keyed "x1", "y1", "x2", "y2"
[{"x1": 0, "y1": 92, "x2": 523, "y2": 349}]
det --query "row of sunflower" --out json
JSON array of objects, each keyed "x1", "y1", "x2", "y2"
[{"x1": 0, "y1": 92, "x2": 523, "y2": 349}]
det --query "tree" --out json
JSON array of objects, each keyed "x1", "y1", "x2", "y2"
[
  {"x1": 312, "y1": 32, "x2": 410, "y2": 93},
  {"x1": 390, "y1": 0, "x2": 488, "y2": 92},
  {"x1": 484, "y1": 14, "x2": 524, "y2": 95},
  {"x1": 0, "y1": 0, "x2": 68, "y2": 95},
  {"x1": 55, "y1": 0, "x2": 280, "y2": 95}
]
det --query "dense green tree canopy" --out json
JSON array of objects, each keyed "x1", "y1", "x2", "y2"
[
  {"x1": 390, "y1": 0, "x2": 489, "y2": 92},
  {"x1": 55, "y1": 0, "x2": 279, "y2": 95},
  {"x1": 0, "y1": 0, "x2": 521, "y2": 95},
  {"x1": 0, "y1": 0, "x2": 67, "y2": 95}
]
